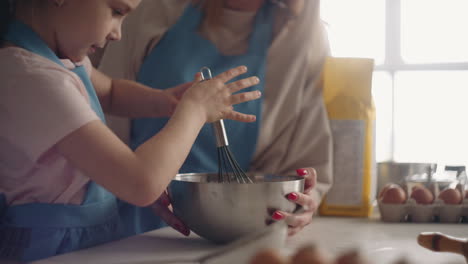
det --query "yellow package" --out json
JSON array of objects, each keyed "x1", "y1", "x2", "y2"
[{"x1": 319, "y1": 57, "x2": 376, "y2": 217}]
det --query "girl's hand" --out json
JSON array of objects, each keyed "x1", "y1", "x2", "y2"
[
  {"x1": 181, "y1": 66, "x2": 261, "y2": 123},
  {"x1": 150, "y1": 190, "x2": 190, "y2": 236},
  {"x1": 271, "y1": 168, "x2": 318, "y2": 236}
]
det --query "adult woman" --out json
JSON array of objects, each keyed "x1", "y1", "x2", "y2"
[{"x1": 97, "y1": 0, "x2": 333, "y2": 237}]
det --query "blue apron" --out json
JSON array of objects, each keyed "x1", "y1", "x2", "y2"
[
  {"x1": 0, "y1": 21, "x2": 124, "y2": 262},
  {"x1": 124, "y1": 3, "x2": 273, "y2": 234}
]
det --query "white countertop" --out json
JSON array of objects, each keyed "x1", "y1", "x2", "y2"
[
  {"x1": 287, "y1": 216, "x2": 467, "y2": 264},
  {"x1": 32, "y1": 216, "x2": 467, "y2": 264}
]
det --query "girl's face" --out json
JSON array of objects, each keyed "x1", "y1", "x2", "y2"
[{"x1": 51, "y1": 0, "x2": 140, "y2": 62}]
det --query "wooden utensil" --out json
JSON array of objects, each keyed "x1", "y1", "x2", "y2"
[{"x1": 417, "y1": 232, "x2": 468, "y2": 262}]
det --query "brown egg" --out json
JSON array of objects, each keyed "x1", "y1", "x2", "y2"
[
  {"x1": 291, "y1": 245, "x2": 331, "y2": 264},
  {"x1": 249, "y1": 249, "x2": 286, "y2": 264},
  {"x1": 379, "y1": 183, "x2": 402, "y2": 198},
  {"x1": 335, "y1": 250, "x2": 369, "y2": 264},
  {"x1": 410, "y1": 186, "x2": 434, "y2": 204},
  {"x1": 393, "y1": 258, "x2": 411, "y2": 264},
  {"x1": 381, "y1": 185, "x2": 407, "y2": 204},
  {"x1": 438, "y1": 188, "x2": 462, "y2": 204}
]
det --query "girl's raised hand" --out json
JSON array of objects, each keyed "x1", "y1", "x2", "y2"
[{"x1": 181, "y1": 66, "x2": 261, "y2": 123}]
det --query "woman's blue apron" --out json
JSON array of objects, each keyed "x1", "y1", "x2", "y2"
[
  {"x1": 0, "y1": 21, "x2": 124, "y2": 262},
  {"x1": 124, "y1": 3, "x2": 273, "y2": 234}
]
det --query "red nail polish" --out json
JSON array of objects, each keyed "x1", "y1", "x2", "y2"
[
  {"x1": 174, "y1": 224, "x2": 189, "y2": 236},
  {"x1": 272, "y1": 211, "x2": 284, "y2": 220},
  {"x1": 296, "y1": 169, "x2": 308, "y2": 176},
  {"x1": 288, "y1": 192, "x2": 298, "y2": 201},
  {"x1": 160, "y1": 196, "x2": 170, "y2": 206}
]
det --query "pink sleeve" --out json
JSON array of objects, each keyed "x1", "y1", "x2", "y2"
[{"x1": 0, "y1": 68, "x2": 99, "y2": 162}]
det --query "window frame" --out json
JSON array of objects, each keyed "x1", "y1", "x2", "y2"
[{"x1": 374, "y1": 0, "x2": 468, "y2": 161}]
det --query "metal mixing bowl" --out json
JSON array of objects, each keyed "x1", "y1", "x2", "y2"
[{"x1": 167, "y1": 173, "x2": 304, "y2": 244}]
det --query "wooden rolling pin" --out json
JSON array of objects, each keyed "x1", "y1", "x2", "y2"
[{"x1": 417, "y1": 232, "x2": 468, "y2": 262}]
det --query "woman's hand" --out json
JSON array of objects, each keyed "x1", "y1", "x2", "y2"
[
  {"x1": 271, "y1": 168, "x2": 318, "y2": 236},
  {"x1": 150, "y1": 190, "x2": 190, "y2": 236},
  {"x1": 180, "y1": 65, "x2": 261, "y2": 123},
  {"x1": 152, "y1": 81, "x2": 193, "y2": 117}
]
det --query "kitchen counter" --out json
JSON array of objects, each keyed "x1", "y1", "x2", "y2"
[
  {"x1": 32, "y1": 216, "x2": 467, "y2": 264},
  {"x1": 287, "y1": 216, "x2": 467, "y2": 263}
]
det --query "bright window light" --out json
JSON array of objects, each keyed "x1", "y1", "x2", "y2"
[
  {"x1": 321, "y1": 0, "x2": 385, "y2": 64},
  {"x1": 401, "y1": 0, "x2": 468, "y2": 63},
  {"x1": 372, "y1": 71, "x2": 393, "y2": 162},
  {"x1": 321, "y1": 0, "x2": 468, "y2": 164},
  {"x1": 394, "y1": 71, "x2": 468, "y2": 164}
]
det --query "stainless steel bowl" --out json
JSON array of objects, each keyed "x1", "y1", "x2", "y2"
[{"x1": 167, "y1": 173, "x2": 304, "y2": 244}]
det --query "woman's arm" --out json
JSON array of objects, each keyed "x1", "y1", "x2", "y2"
[
  {"x1": 272, "y1": 71, "x2": 333, "y2": 236},
  {"x1": 91, "y1": 67, "x2": 191, "y2": 118},
  {"x1": 283, "y1": 73, "x2": 334, "y2": 206},
  {"x1": 268, "y1": 2, "x2": 333, "y2": 235},
  {"x1": 269, "y1": 4, "x2": 333, "y2": 207}
]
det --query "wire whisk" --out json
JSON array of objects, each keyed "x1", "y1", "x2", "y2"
[{"x1": 199, "y1": 67, "x2": 253, "y2": 184}]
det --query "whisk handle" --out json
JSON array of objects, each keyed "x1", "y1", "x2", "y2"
[
  {"x1": 199, "y1": 67, "x2": 230, "y2": 148},
  {"x1": 212, "y1": 120, "x2": 229, "y2": 147}
]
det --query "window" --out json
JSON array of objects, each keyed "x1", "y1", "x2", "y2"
[
  {"x1": 401, "y1": 1, "x2": 468, "y2": 64},
  {"x1": 321, "y1": 0, "x2": 468, "y2": 164}
]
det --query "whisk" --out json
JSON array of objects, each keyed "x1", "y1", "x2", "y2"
[{"x1": 199, "y1": 67, "x2": 253, "y2": 184}]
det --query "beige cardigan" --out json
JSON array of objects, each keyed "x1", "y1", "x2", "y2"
[{"x1": 98, "y1": 0, "x2": 333, "y2": 205}]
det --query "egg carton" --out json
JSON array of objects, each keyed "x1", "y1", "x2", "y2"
[
  {"x1": 378, "y1": 198, "x2": 468, "y2": 223},
  {"x1": 378, "y1": 183, "x2": 468, "y2": 223}
]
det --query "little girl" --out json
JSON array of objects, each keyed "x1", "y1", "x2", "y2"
[{"x1": 0, "y1": 0, "x2": 261, "y2": 261}]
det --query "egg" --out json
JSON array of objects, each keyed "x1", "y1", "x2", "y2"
[
  {"x1": 438, "y1": 188, "x2": 462, "y2": 204},
  {"x1": 335, "y1": 250, "x2": 369, "y2": 264},
  {"x1": 410, "y1": 186, "x2": 434, "y2": 204},
  {"x1": 291, "y1": 245, "x2": 331, "y2": 264},
  {"x1": 249, "y1": 249, "x2": 286, "y2": 264},
  {"x1": 380, "y1": 184, "x2": 407, "y2": 204},
  {"x1": 379, "y1": 183, "x2": 397, "y2": 198},
  {"x1": 393, "y1": 258, "x2": 411, "y2": 264}
]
